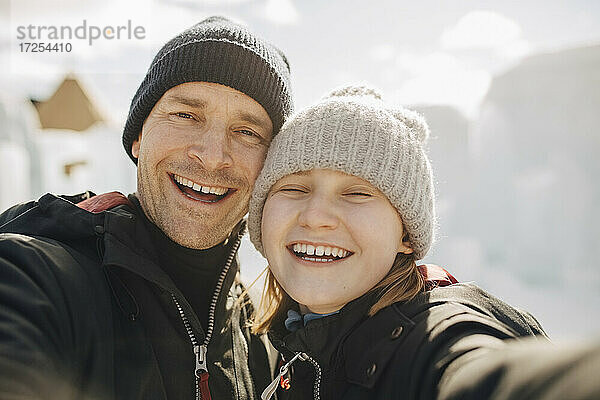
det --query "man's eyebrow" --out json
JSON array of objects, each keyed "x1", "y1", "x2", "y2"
[
  {"x1": 235, "y1": 111, "x2": 272, "y2": 130},
  {"x1": 164, "y1": 95, "x2": 207, "y2": 109}
]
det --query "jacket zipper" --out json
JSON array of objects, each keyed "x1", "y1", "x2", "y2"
[
  {"x1": 304, "y1": 354, "x2": 322, "y2": 400},
  {"x1": 171, "y1": 223, "x2": 245, "y2": 400},
  {"x1": 261, "y1": 352, "x2": 322, "y2": 400}
]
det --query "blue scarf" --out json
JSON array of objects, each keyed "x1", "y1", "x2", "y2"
[{"x1": 284, "y1": 309, "x2": 340, "y2": 332}]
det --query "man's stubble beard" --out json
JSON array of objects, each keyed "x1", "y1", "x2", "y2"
[{"x1": 136, "y1": 159, "x2": 249, "y2": 250}]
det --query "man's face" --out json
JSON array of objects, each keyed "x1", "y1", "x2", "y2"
[{"x1": 131, "y1": 82, "x2": 273, "y2": 249}]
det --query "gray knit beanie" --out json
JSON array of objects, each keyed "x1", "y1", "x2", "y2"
[
  {"x1": 248, "y1": 85, "x2": 436, "y2": 260},
  {"x1": 123, "y1": 16, "x2": 293, "y2": 163}
]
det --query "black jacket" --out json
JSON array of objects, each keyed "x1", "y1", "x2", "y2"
[
  {"x1": 266, "y1": 279, "x2": 597, "y2": 400},
  {"x1": 0, "y1": 192, "x2": 270, "y2": 400}
]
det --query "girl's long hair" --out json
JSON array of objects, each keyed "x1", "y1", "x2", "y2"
[{"x1": 251, "y1": 251, "x2": 424, "y2": 334}]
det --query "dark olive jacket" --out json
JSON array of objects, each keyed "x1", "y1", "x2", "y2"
[
  {"x1": 0, "y1": 192, "x2": 270, "y2": 400},
  {"x1": 265, "y1": 278, "x2": 599, "y2": 400}
]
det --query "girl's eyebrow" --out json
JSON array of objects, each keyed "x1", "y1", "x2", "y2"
[{"x1": 291, "y1": 171, "x2": 310, "y2": 176}]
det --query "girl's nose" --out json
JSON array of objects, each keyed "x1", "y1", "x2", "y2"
[{"x1": 297, "y1": 196, "x2": 339, "y2": 230}]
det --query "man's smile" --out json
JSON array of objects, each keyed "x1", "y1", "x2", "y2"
[{"x1": 170, "y1": 173, "x2": 236, "y2": 203}]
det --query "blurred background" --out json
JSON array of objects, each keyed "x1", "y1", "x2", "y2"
[{"x1": 1, "y1": 0, "x2": 599, "y2": 339}]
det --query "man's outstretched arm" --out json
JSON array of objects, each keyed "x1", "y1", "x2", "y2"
[
  {"x1": 0, "y1": 234, "x2": 79, "y2": 400},
  {"x1": 438, "y1": 335, "x2": 600, "y2": 400}
]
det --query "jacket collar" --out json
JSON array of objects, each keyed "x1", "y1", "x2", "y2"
[
  {"x1": 100, "y1": 195, "x2": 244, "y2": 341},
  {"x1": 268, "y1": 265, "x2": 458, "y2": 366},
  {"x1": 268, "y1": 292, "x2": 378, "y2": 369},
  {"x1": 266, "y1": 264, "x2": 460, "y2": 394}
]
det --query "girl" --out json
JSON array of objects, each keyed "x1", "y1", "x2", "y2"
[{"x1": 247, "y1": 86, "x2": 594, "y2": 400}]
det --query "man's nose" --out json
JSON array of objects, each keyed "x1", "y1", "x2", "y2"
[
  {"x1": 297, "y1": 195, "x2": 339, "y2": 230},
  {"x1": 187, "y1": 125, "x2": 233, "y2": 170}
]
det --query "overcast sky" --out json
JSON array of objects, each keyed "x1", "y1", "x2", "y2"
[{"x1": 2, "y1": 0, "x2": 600, "y2": 121}]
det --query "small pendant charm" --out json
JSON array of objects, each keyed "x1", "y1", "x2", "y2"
[{"x1": 261, "y1": 352, "x2": 306, "y2": 400}]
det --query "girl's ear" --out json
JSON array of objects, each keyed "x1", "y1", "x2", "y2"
[
  {"x1": 398, "y1": 231, "x2": 413, "y2": 255},
  {"x1": 398, "y1": 240, "x2": 413, "y2": 255}
]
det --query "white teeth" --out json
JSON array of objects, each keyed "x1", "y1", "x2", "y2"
[
  {"x1": 303, "y1": 257, "x2": 333, "y2": 263},
  {"x1": 208, "y1": 186, "x2": 227, "y2": 195},
  {"x1": 291, "y1": 243, "x2": 351, "y2": 260},
  {"x1": 174, "y1": 175, "x2": 228, "y2": 196}
]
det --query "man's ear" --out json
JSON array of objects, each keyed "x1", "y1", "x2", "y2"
[{"x1": 131, "y1": 132, "x2": 142, "y2": 159}]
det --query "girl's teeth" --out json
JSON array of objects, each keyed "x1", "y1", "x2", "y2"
[{"x1": 291, "y1": 243, "x2": 351, "y2": 260}]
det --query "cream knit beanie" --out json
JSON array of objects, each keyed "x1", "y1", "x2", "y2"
[{"x1": 248, "y1": 85, "x2": 436, "y2": 260}]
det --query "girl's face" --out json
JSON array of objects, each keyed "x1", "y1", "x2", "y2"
[{"x1": 261, "y1": 169, "x2": 413, "y2": 314}]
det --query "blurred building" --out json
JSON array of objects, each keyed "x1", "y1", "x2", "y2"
[
  {"x1": 413, "y1": 105, "x2": 484, "y2": 276},
  {"x1": 470, "y1": 44, "x2": 600, "y2": 289},
  {"x1": 0, "y1": 94, "x2": 38, "y2": 211},
  {"x1": 33, "y1": 77, "x2": 104, "y2": 132},
  {"x1": 408, "y1": 45, "x2": 600, "y2": 338},
  {"x1": 0, "y1": 75, "x2": 135, "y2": 212}
]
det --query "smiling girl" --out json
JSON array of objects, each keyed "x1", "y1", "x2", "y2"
[{"x1": 247, "y1": 86, "x2": 597, "y2": 400}]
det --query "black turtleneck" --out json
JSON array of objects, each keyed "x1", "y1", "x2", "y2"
[{"x1": 128, "y1": 194, "x2": 231, "y2": 329}]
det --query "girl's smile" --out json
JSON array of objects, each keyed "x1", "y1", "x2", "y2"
[
  {"x1": 286, "y1": 241, "x2": 354, "y2": 263},
  {"x1": 261, "y1": 169, "x2": 413, "y2": 314}
]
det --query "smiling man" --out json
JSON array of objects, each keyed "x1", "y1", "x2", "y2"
[
  {"x1": 0, "y1": 16, "x2": 292, "y2": 400},
  {"x1": 132, "y1": 82, "x2": 274, "y2": 249}
]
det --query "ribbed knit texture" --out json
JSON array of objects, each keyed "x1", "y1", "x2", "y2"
[
  {"x1": 248, "y1": 85, "x2": 436, "y2": 260},
  {"x1": 123, "y1": 16, "x2": 293, "y2": 163}
]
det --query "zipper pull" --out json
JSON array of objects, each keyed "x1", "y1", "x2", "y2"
[
  {"x1": 261, "y1": 352, "x2": 306, "y2": 400},
  {"x1": 194, "y1": 345, "x2": 211, "y2": 400},
  {"x1": 194, "y1": 345, "x2": 208, "y2": 374}
]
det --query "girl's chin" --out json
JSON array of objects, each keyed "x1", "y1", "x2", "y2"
[
  {"x1": 288, "y1": 292, "x2": 352, "y2": 314},
  {"x1": 298, "y1": 302, "x2": 345, "y2": 315}
]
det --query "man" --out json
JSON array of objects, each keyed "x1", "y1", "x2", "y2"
[{"x1": 0, "y1": 16, "x2": 292, "y2": 400}]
